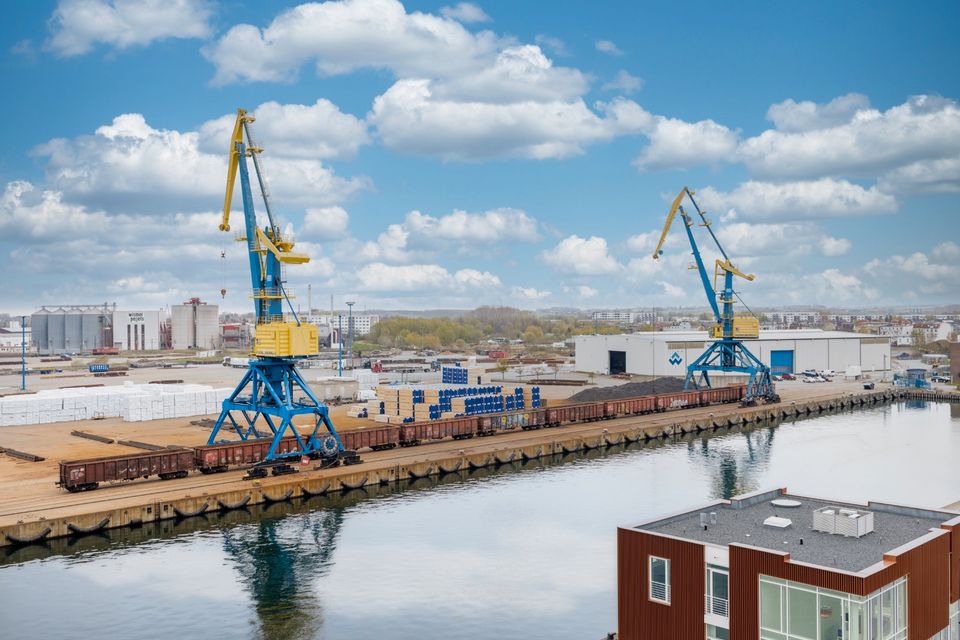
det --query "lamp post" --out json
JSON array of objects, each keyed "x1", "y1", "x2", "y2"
[
  {"x1": 346, "y1": 301, "x2": 355, "y2": 372},
  {"x1": 337, "y1": 314, "x2": 343, "y2": 376}
]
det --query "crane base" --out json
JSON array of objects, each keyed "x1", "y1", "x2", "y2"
[
  {"x1": 683, "y1": 338, "x2": 779, "y2": 405},
  {"x1": 208, "y1": 358, "x2": 353, "y2": 463}
]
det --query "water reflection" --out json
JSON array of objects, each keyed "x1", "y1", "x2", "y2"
[{"x1": 1, "y1": 402, "x2": 957, "y2": 640}]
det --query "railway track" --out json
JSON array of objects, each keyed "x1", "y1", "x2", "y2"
[{"x1": 0, "y1": 387, "x2": 867, "y2": 520}]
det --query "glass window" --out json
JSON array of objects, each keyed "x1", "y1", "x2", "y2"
[
  {"x1": 881, "y1": 587, "x2": 894, "y2": 636},
  {"x1": 818, "y1": 594, "x2": 843, "y2": 640},
  {"x1": 706, "y1": 623, "x2": 729, "y2": 640},
  {"x1": 787, "y1": 586, "x2": 817, "y2": 640},
  {"x1": 760, "y1": 580, "x2": 783, "y2": 631},
  {"x1": 895, "y1": 583, "x2": 906, "y2": 632},
  {"x1": 648, "y1": 556, "x2": 670, "y2": 604}
]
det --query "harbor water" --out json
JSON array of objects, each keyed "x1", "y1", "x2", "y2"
[{"x1": 1, "y1": 401, "x2": 958, "y2": 639}]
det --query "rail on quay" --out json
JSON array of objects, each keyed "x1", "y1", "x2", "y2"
[{"x1": 0, "y1": 387, "x2": 952, "y2": 548}]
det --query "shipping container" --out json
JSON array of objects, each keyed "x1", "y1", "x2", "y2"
[{"x1": 59, "y1": 449, "x2": 195, "y2": 492}]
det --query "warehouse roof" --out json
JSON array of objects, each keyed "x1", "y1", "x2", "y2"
[
  {"x1": 579, "y1": 329, "x2": 885, "y2": 341},
  {"x1": 635, "y1": 489, "x2": 957, "y2": 573}
]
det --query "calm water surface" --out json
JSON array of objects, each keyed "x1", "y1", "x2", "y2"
[{"x1": 1, "y1": 401, "x2": 957, "y2": 639}]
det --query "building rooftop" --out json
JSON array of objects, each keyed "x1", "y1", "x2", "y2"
[
  {"x1": 637, "y1": 489, "x2": 957, "y2": 573},
  {"x1": 579, "y1": 329, "x2": 885, "y2": 341}
]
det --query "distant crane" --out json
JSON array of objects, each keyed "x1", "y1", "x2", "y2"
[
  {"x1": 207, "y1": 108, "x2": 359, "y2": 473},
  {"x1": 652, "y1": 187, "x2": 779, "y2": 406}
]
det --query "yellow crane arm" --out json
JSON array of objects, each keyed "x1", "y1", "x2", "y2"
[
  {"x1": 219, "y1": 108, "x2": 253, "y2": 232},
  {"x1": 652, "y1": 186, "x2": 692, "y2": 260}
]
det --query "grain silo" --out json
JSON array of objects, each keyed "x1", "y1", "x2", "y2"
[
  {"x1": 31, "y1": 304, "x2": 114, "y2": 354},
  {"x1": 30, "y1": 308, "x2": 49, "y2": 354},
  {"x1": 171, "y1": 298, "x2": 219, "y2": 350}
]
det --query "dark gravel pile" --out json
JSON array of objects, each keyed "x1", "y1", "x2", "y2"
[{"x1": 569, "y1": 377, "x2": 686, "y2": 402}]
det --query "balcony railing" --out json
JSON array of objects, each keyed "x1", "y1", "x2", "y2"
[
  {"x1": 650, "y1": 581, "x2": 670, "y2": 603},
  {"x1": 705, "y1": 594, "x2": 729, "y2": 617}
]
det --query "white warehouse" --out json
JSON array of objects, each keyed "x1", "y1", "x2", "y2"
[
  {"x1": 112, "y1": 310, "x2": 161, "y2": 351},
  {"x1": 575, "y1": 330, "x2": 891, "y2": 378}
]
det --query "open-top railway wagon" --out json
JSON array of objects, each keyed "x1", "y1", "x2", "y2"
[{"x1": 57, "y1": 385, "x2": 747, "y2": 491}]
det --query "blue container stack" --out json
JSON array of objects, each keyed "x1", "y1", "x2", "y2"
[
  {"x1": 531, "y1": 386, "x2": 541, "y2": 409},
  {"x1": 442, "y1": 366, "x2": 469, "y2": 384},
  {"x1": 88, "y1": 363, "x2": 109, "y2": 373}
]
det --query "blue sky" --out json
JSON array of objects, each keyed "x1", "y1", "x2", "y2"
[{"x1": 1, "y1": 0, "x2": 958, "y2": 314}]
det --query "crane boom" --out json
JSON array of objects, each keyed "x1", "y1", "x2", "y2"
[
  {"x1": 649, "y1": 187, "x2": 778, "y2": 406},
  {"x1": 208, "y1": 107, "x2": 359, "y2": 468}
]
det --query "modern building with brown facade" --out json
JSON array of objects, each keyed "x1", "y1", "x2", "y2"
[{"x1": 618, "y1": 488, "x2": 960, "y2": 639}]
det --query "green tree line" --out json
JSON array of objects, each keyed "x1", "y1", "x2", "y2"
[{"x1": 369, "y1": 306, "x2": 630, "y2": 349}]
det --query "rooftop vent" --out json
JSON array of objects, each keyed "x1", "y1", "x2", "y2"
[
  {"x1": 812, "y1": 506, "x2": 874, "y2": 538},
  {"x1": 771, "y1": 498, "x2": 802, "y2": 508},
  {"x1": 763, "y1": 516, "x2": 793, "y2": 529}
]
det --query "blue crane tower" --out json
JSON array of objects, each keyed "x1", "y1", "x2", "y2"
[
  {"x1": 208, "y1": 108, "x2": 359, "y2": 475},
  {"x1": 652, "y1": 187, "x2": 779, "y2": 406}
]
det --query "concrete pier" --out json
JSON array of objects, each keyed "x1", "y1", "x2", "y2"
[{"x1": 0, "y1": 387, "x2": 955, "y2": 548}]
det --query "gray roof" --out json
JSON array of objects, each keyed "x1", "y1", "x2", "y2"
[{"x1": 638, "y1": 491, "x2": 955, "y2": 573}]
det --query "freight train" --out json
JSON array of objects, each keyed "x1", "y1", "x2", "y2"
[{"x1": 58, "y1": 385, "x2": 745, "y2": 492}]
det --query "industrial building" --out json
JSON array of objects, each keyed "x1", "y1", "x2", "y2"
[
  {"x1": 576, "y1": 329, "x2": 890, "y2": 378},
  {"x1": 617, "y1": 488, "x2": 960, "y2": 640},
  {"x1": 171, "y1": 298, "x2": 219, "y2": 350},
  {"x1": 111, "y1": 309, "x2": 161, "y2": 351},
  {"x1": 30, "y1": 304, "x2": 114, "y2": 355},
  {"x1": 309, "y1": 314, "x2": 380, "y2": 337},
  {"x1": 0, "y1": 321, "x2": 30, "y2": 354}
]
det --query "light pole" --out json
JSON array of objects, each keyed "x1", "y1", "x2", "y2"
[
  {"x1": 20, "y1": 315, "x2": 26, "y2": 391},
  {"x1": 338, "y1": 314, "x2": 343, "y2": 376},
  {"x1": 346, "y1": 301, "x2": 355, "y2": 371}
]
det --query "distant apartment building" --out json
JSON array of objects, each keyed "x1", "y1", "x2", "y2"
[
  {"x1": 618, "y1": 488, "x2": 960, "y2": 640},
  {"x1": 879, "y1": 323, "x2": 914, "y2": 346},
  {"x1": 592, "y1": 310, "x2": 637, "y2": 324},
  {"x1": 829, "y1": 313, "x2": 886, "y2": 323},
  {"x1": 767, "y1": 311, "x2": 822, "y2": 326},
  {"x1": 309, "y1": 314, "x2": 379, "y2": 337},
  {"x1": 591, "y1": 310, "x2": 660, "y2": 325}
]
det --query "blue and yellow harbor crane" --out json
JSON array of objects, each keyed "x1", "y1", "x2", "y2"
[
  {"x1": 208, "y1": 108, "x2": 359, "y2": 474},
  {"x1": 652, "y1": 187, "x2": 779, "y2": 406}
]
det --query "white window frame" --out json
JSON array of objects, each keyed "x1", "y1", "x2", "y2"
[{"x1": 648, "y1": 555, "x2": 671, "y2": 605}]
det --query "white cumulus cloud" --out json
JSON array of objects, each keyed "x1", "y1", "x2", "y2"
[
  {"x1": 595, "y1": 40, "x2": 623, "y2": 56},
  {"x1": 634, "y1": 116, "x2": 739, "y2": 171},
  {"x1": 695, "y1": 179, "x2": 897, "y2": 221},
  {"x1": 740, "y1": 95, "x2": 960, "y2": 179},
  {"x1": 203, "y1": 0, "x2": 502, "y2": 84},
  {"x1": 33, "y1": 112, "x2": 369, "y2": 213},
  {"x1": 439, "y1": 2, "x2": 491, "y2": 23},
  {"x1": 370, "y1": 81, "x2": 649, "y2": 160},
  {"x1": 46, "y1": 0, "x2": 213, "y2": 57},
  {"x1": 540, "y1": 235, "x2": 620, "y2": 275},
  {"x1": 302, "y1": 206, "x2": 349, "y2": 239},
  {"x1": 765, "y1": 93, "x2": 871, "y2": 133},
  {"x1": 356, "y1": 262, "x2": 500, "y2": 292},
  {"x1": 198, "y1": 100, "x2": 370, "y2": 160},
  {"x1": 511, "y1": 286, "x2": 551, "y2": 300},
  {"x1": 602, "y1": 70, "x2": 643, "y2": 94}
]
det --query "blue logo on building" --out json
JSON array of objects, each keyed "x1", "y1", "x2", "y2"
[{"x1": 668, "y1": 352, "x2": 682, "y2": 366}]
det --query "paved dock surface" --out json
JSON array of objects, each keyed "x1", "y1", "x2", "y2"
[{"x1": 0, "y1": 382, "x2": 929, "y2": 545}]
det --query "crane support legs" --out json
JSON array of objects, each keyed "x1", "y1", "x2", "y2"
[
  {"x1": 683, "y1": 339, "x2": 780, "y2": 406},
  {"x1": 209, "y1": 359, "x2": 359, "y2": 468}
]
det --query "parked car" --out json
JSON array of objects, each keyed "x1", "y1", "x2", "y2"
[
  {"x1": 781, "y1": 373, "x2": 795, "y2": 381},
  {"x1": 931, "y1": 375, "x2": 951, "y2": 383},
  {"x1": 863, "y1": 382, "x2": 875, "y2": 390}
]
